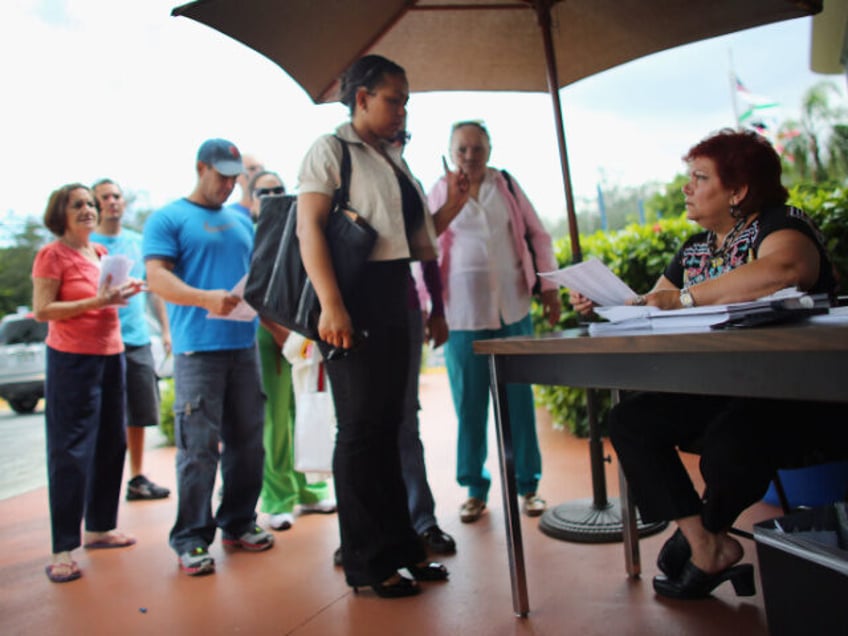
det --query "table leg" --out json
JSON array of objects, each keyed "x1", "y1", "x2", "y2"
[
  {"x1": 612, "y1": 389, "x2": 641, "y2": 577},
  {"x1": 488, "y1": 354, "x2": 529, "y2": 617}
]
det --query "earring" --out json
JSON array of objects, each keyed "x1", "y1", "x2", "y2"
[{"x1": 729, "y1": 199, "x2": 742, "y2": 219}]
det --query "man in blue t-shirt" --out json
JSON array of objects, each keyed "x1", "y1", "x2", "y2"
[
  {"x1": 143, "y1": 138, "x2": 273, "y2": 577},
  {"x1": 92, "y1": 178, "x2": 171, "y2": 502}
]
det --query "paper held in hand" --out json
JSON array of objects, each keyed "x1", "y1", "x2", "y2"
[
  {"x1": 538, "y1": 257, "x2": 637, "y2": 306},
  {"x1": 99, "y1": 254, "x2": 134, "y2": 287},
  {"x1": 206, "y1": 274, "x2": 258, "y2": 322}
]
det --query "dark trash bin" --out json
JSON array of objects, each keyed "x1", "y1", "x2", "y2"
[{"x1": 754, "y1": 504, "x2": 848, "y2": 636}]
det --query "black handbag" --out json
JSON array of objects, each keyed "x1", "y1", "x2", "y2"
[{"x1": 244, "y1": 137, "x2": 377, "y2": 340}]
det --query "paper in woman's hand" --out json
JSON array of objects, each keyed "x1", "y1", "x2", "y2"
[
  {"x1": 99, "y1": 254, "x2": 134, "y2": 287},
  {"x1": 538, "y1": 257, "x2": 637, "y2": 306}
]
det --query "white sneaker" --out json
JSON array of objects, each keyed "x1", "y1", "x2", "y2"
[
  {"x1": 269, "y1": 513, "x2": 294, "y2": 531},
  {"x1": 299, "y1": 499, "x2": 337, "y2": 514}
]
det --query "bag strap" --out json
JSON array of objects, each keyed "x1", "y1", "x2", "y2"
[
  {"x1": 333, "y1": 135, "x2": 352, "y2": 206},
  {"x1": 502, "y1": 169, "x2": 541, "y2": 294},
  {"x1": 501, "y1": 169, "x2": 516, "y2": 199}
]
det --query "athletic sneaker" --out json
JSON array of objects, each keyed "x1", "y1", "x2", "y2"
[
  {"x1": 269, "y1": 513, "x2": 294, "y2": 531},
  {"x1": 222, "y1": 525, "x2": 275, "y2": 551},
  {"x1": 179, "y1": 546, "x2": 215, "y2": 576},
  {"x1": 298, "y1": 499, "x2": 337, "y2": 514},
  {"x1": 126, "y1": 475, "x2": 170, "y2": 501}
]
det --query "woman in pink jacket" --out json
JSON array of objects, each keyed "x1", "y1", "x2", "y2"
[{"x1": 427, "y1": 121, "x2": 561, "y2": 524}]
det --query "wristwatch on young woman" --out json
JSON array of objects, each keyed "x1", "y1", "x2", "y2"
[{"x1": 679, "y1": 288, "x2": 695, "y2": 308}]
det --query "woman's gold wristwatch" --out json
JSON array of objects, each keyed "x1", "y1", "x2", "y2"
[{"x1": 679, "y1": 288, "x2": 695, "y2": 308}]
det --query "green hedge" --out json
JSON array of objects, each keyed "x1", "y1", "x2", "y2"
[
  {"x1": 533, "y1": 185, "x2": 848, "y2": 437},
  {"x1": 787, "y1": 184, "x2": 848, "y2": 289},
  {"x1": 533, "y1": 215, "x2": 697, "y2": 436}
]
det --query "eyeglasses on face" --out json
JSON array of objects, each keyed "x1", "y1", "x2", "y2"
[{"x1": 254, "y1": 186, "x2": 285, "y2": 197}]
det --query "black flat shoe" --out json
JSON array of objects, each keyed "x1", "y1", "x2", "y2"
[
  {"x1": 656, "y1": 528, "x2": 691, "y2": 578},
  {"x1": 653, "y1": 561, "x2": 756, "y2": 600},
  {"x1": 333, "y1": 546, "x2": 342, "y2": 567},
  {"x1": 353, "y1": 574, "x2": 420, "y2": 598},
  {"x1": 420, "y1": 525, "x2": 457, "y2": 555},
  {"x1": 406, "y1": 561, "x2": 449, "y2": 582}
]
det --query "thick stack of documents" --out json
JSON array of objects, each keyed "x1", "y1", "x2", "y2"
[
  {"x1": 539, "y1": 259, "x2": 830, "y2": 334},
  {"x1": 590, "y1": 291, "x2": 828, "y2": 334}
]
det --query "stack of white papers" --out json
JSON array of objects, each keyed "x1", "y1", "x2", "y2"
[
  {"x1": 590, "y1": 289, "x2": 825, "y2": 334},
  {"x1": 539, "y1": 259, "x2": 827, "y2": 334}
]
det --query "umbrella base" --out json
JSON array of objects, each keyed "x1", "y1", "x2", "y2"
[{"x1": 538, "y1": 497, "x2": 668, "y2": 543}]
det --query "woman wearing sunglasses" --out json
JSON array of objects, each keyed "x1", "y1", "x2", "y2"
[{"x1": 249, "y1": 171, "x2": 337, "y2": 532}]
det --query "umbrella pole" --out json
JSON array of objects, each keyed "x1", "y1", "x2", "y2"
[
  {"x1": 532, "y1": 1, "x2": 666, "y2": 543},
  {"x1": 533, "y1": 0, "x2": 581, "y2": 264},
  {"x1": 538, "y1": 389, "x2": 668, "y2": 543}
]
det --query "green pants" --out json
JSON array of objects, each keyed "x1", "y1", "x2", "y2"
[{"x1": 258, "y1": 327, "x2": 329, "y2": 513}]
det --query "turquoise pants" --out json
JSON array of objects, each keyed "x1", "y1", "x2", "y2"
[
  {"x1": 257, "y1": 327, "x2": 329, "y2": 514},
  {"x1": 445, "y1": 314, "x2": 542, "y2": 501}
]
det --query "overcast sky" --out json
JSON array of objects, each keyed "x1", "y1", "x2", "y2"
[{"x1": 1, "y1": 1, "x2": 844, "y2": 237}]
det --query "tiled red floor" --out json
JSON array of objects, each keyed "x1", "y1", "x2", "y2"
[{"x1": 0, "y1": 370, "x2": 781, "y2": 635}]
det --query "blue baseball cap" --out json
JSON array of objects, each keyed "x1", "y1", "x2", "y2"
[{"x1": 196, "y1": 138, "x2": 243, "y2": 177}]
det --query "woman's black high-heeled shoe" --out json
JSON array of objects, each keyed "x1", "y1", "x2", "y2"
[
  {"x1": 406, "y1": 561, "x2": 449, "y2": 582},
  {"x1": 653, "y1": 561, "x2": 756, "y2": 600},
  {"x1": 656, "y1": 528, "x2": 691, "y2": 579},
  {"x1": 353, "y1": 574, "x2": 421, "y2": 598}
]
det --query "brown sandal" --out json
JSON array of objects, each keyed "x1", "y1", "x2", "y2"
[{"x1": 45, "y1": 561, "x2": 82, "y2": 583}]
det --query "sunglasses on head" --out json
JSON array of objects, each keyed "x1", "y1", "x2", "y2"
[{"x1": 254, "y1": 186, "x2": 285, "y2": 197}]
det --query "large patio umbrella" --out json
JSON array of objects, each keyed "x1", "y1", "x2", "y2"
[
  {"x1": 171, "y1": 0, "x2": 820, "y2": 264},
  {"x1": 170, "y1": 1, "x2": 821, "y2": 613}
]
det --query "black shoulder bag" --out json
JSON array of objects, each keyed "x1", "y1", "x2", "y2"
[{"x1": 244, "y1": 137, "x2": 377, "y2": 340}]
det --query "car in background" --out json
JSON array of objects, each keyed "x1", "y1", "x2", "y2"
[
  {"x1": 0, "y1": 310, "x2": 47, "y2": 414},
  {"x1": 0, "y1": 306, "x2": 172, "y2": 415}
]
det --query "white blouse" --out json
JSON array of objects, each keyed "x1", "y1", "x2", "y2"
[{"x1": 443, "y1": 172, "x2": 531, "y2": 331}]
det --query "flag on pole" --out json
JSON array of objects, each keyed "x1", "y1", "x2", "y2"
[
  {"x1": 735, "y1": 75, "x2": 780, "y2": 124},
  {"x1": 596, "y1": 183, "x2": 607, "y2": 230}
]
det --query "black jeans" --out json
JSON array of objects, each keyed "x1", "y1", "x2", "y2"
[
  {"x1": 609, "y1": 392, "x2": 847, "y2": 532},
  {"x1": 321, "y1": 260, "x2": 425, "y2": 586}
]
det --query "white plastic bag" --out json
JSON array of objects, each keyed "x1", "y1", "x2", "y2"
[
  {"x1": 284, "y1": 334, "x2": 336, "y2": 480},
  {"x1": 293, "y1": 390, "x2": 336, "y2": 475}
]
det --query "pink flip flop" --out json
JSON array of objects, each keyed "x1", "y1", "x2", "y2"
[{"x1": 45, "y1": 561, "x2": 82, "y2": 583}]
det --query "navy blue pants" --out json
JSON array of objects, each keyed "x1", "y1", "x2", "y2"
[{"x1": 45, "y1": 347, "x2": 126, "y2": 553}]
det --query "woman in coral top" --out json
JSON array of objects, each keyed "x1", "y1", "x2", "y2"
[{"x1": 32, "y1": 183, "x2": 143, "y2": 583}]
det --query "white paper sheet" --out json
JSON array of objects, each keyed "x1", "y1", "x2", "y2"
[
  {"x1": 539, "y1": 258, "x2": 637, "y2": 306},
  {"x1": 99, "y1": 254, "x2": 134, "y2": 286},
  {"x1": 206, "y1": 274, "x2": 257, "y2": 322}
]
